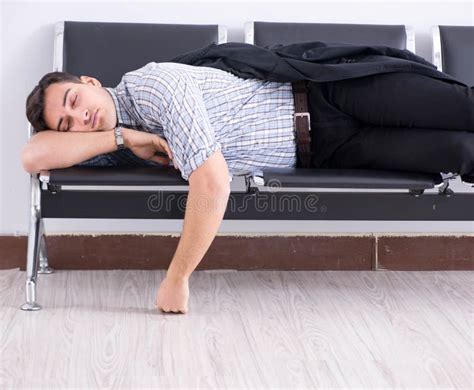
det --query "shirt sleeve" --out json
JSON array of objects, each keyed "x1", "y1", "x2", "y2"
[{"x1": 133, "y1": 65, "x2": 222, "y2": 181}]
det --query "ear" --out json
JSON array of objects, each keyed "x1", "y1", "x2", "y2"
[{"x1": 79, "y1": 75, "x2": 102, "y2": 87}]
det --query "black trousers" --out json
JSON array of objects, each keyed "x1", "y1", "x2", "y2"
[{"x1": 306, "y1": 72, "x2": 474, "y2": 175}]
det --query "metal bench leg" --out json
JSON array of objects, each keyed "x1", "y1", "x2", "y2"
[
  {"x1": 20, "y1": 176, "x2": 42, "y2": 311},
  {"x1": 38, "y1": 219, "x2": 54, "y2": 275}
]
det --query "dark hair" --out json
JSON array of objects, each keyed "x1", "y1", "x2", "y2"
[{"x1": 26, "y1": 71, "x2": 82, "y2": 132}]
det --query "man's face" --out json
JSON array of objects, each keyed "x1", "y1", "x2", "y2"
[{"x1": 43, "y1": 76, "x2": 117, "y2": 132}]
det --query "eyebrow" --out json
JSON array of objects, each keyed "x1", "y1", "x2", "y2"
[{"x1": 56, "y1": 87, "x2": 72, "y2": 131}]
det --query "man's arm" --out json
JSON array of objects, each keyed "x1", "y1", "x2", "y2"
[
  {"x1": 21, "y1": 129, "x2": 118, "y2": 174},
  {"x1": 20, "y1": 128, "x2": 171, "y2": 175},
  {"x1": 155, "y1": 149, "x2": 230, "y2": 313},
  {"x1": 166, "y1": 149, "x2": 231, "y2": 281}
]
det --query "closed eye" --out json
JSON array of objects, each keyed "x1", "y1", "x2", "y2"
[{"x1": 65, "y1": 95, "x2": 78, "y2": 131}]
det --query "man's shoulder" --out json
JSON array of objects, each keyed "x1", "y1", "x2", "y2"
[
  {"x1": 126, "y1": 61, "x2": 195, "y2": 77},
  {"x1": 121, "y1": 62, "x2": 199, "y2": 90},
  {"x1": 123, "y1": 61, "x2": 160, "y2": 79}
]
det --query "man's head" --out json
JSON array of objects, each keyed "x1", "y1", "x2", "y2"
[{"x1": 26, "y1": 71, "x2": 117, "y2": 132}]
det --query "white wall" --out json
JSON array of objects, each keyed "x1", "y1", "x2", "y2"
[{"x1": 1, "y1": 0, "x2": 473, "y2": 235}]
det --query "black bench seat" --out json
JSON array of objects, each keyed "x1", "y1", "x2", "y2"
[
  {"x1": 39, "y1": 166, "x2": 442, "y2": 191},
  {"x1": 259, "y1": 168, "x2": 442, "y2": 190}
]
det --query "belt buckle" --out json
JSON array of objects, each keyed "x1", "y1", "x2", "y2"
[{"x1": 294, "y1": 112, "x2": 311, "y2": 131}]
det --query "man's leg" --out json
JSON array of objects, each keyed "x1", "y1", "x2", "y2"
[
  {"x1": 324, "y1": 72, "x2": 474, "y2": 132},
  {"x1": 326, "y1": 125, "x2": 474, "y2": 175},
  {"x1": 306, "y1": 72, "x2": 474, "y2": 174}
]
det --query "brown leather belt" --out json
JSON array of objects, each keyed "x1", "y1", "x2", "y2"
[{"x1": 291, "y1": 80, "x2": 313, "y2": 168}]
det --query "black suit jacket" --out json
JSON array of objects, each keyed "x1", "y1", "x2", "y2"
[{"x1": 170, "y1": 40, "x2": 466, "y2": 86}]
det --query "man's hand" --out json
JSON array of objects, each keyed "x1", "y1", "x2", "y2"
[
  {"x1": 122, "y1": 127, "x2": 178, "y2": 168},
  {"x1": 155, "y1": 275, "x2": 190, "y2": 314}
]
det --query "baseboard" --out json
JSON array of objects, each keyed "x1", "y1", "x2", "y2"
[{"x1": 1, "y1": 234, "x2": 473, "y2": 271}]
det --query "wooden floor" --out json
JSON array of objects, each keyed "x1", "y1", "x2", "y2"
[{"x1": 0, "y1": 269, "x2": 472, "y2": 389}]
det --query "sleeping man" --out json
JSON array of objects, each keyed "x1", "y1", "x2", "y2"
[{"x1": 22, "y1": 58, "x2": 474, "y2": 314}]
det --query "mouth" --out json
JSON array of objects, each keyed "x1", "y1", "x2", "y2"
[{"x1": 91, "y1": 109, "x2": 98, "y2": 129}]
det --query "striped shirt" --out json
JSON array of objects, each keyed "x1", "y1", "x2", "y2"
[{"x1": 77, "y1": 61, "x2": 297, "y2": 181}]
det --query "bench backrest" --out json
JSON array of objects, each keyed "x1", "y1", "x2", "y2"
[
  {"x1": 245, "y1": 21, "x2": 414, "y2": 52},
  {"x1": 433, "y1": 25, "x2": 474, "y2": 86},
  {"x1": 54, "y1": 21, "x2": 227, "y2": 87}
]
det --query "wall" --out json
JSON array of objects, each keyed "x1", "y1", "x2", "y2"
[{"x1": 1, "y1": 0, "x2": 473, "y2": 235}]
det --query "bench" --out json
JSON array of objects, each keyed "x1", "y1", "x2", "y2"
[{"x1": 21, "y1": 21, "x2": 474, "y2": 311}]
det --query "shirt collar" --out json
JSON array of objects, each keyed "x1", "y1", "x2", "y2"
[{"x1": 104, "y1": 86, "x2": 141, "y2": 128}]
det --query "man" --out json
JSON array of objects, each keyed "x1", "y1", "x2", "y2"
[{"x1": 23, "y1": 45, "x2": 474, "y2": 314}]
